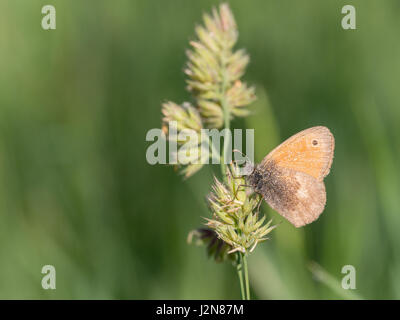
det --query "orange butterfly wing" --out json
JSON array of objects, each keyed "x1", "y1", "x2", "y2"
[
  {"x1": 253, "y1": 126, "x2": 334, "y2": 227},
  {"x1": 260, "y1": 126, "x2": 334, "y2": 181}
]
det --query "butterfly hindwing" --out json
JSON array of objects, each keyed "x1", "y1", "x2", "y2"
[{"x1": 252, "y1": 161, "x2": 326, "y2": 227}]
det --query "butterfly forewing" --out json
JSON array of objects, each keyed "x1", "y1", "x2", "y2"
[{"x1": 260, "y1": 126, "x2": 334, "y2": 181}]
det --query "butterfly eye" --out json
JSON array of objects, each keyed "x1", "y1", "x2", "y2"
[{"x1": 312, "y1": 139, "x2": 318, "y2": 146}]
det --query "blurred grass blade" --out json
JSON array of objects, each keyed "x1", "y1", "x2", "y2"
[{"x1": 309, "y1": 262, "x2": 363, "y2": 300}]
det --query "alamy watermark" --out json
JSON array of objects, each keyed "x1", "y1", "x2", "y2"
[
  {"x1": 341, "y1": 265, "x2": 356, "y2": 290},
  {"x1": 41, "y1": 5, "x2": 56, "y2": 30},
  {"x1": 41, "y1": 265, "x2": 56, "y2": 290},
  {"x1": 146, "y1": 121, "x2": 254, "y2": 175}
]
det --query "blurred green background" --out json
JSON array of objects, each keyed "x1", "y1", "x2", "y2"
[{"x1": 0, "y1": 0, "x2": 399, "y2": 299}]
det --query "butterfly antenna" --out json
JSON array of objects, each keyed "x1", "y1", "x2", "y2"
[{"x1": 232, "y1": 149, "x2": 251, "y2": 163}]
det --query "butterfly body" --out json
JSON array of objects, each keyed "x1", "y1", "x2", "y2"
[{"x1": 246, "y1": 126, "x2": 334, "y2": 227}]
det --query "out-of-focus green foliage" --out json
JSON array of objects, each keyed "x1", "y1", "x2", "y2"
[{"x1": 0, "y1": 0, "x2": 399, "y2": 299}]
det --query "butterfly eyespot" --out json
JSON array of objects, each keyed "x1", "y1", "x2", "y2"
[{"x1": 312, "y1": 139, "x2": 318, "y2": 146}]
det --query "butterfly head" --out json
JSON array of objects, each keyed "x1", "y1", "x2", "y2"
[
  {"x1": 232, "y1": 149, "x2": 255, "y2": 176},
  {"x1": 241, "y1": 160, "x2": 255, "y2": 176}
]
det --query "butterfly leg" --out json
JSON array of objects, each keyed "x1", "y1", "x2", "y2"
[
  {"x1": 226, "y1": 184, "x2": 252, "y2": 206},
  {"x1": 255, "y1": 196, "x2": 263, "y2": 213},
  {"x1": 227, "y1": 161, "x2": 245, "y2": 180}
]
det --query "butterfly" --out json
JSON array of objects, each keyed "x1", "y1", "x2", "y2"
[{"x1": 246, "y1": 126, "x2": 335, "y2": 227}]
